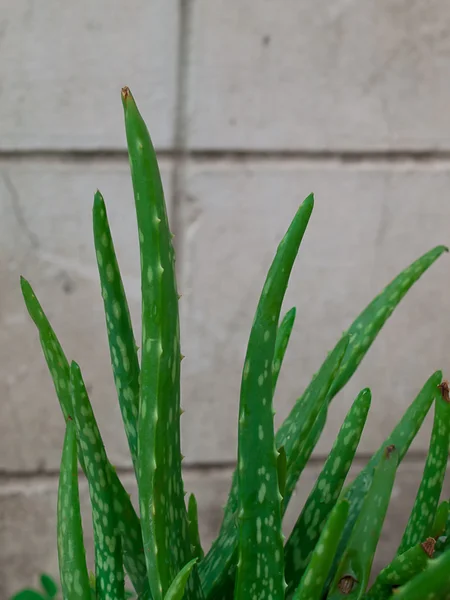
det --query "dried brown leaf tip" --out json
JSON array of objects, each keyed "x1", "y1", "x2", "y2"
[
  {"x1": 121, "y1": 86, "x2": 131, "y2": 99},
  {"x1": 338, "y1": 575, "x2": 357, "y2": 594},
  {"x1": 421, "y1": 537, "x2": 436, "y2": 558},
  {"x1": 438, "y1": 380, "x2": 450, "y2": 403}
]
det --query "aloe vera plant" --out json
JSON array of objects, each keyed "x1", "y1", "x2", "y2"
[{"x1": 15, "y1": 87, "x2": 450, "y2": 600}]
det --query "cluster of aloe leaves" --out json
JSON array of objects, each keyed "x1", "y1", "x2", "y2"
[{"x1": 15, "y1": 87, "x2": 450, "y2": 600}]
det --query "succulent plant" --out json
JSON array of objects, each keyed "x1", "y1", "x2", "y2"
[{"x1": 15, "y1": 87, "x2": 450, "y2": 600}]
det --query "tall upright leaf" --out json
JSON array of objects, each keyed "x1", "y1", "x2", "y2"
[
  {"x1": 327, "y1": 445, "x2": 399, "y2": 599},
  {"x1": 235, "y1": 194, "x2": 314, "y2": 600},
  {"x1": 284, "y1": 388, "x2": 371, "y2": 597},
  {"x1": 70, "y1": 362, "x2": 125, "y2": 600},
  {"x1": 199, "y1": 334, "x2": 348, "y2": 600},
  {"x1": 122, "y1": 87, "x2": 201, "y2": 600},
  {"x1": 397, "y1": 381, "x2": 450, "y2": 555},
  {"x1": 57, "y1": 419, "x2": 91, "y2": 600},
  {"x1": 93, "y1": 190, "x2": 140, "y2": 472},
  {"x1": 291, "y1": 501, "x2": 349, "y2": 600}
]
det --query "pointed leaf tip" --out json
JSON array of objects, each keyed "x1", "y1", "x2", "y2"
[
  {"x1": 20, "y1": 275, "x2": 30, "y2": 292},
  {"x1": 438, "y1": 380, "x2": 449, "y2": 402},
  {"x1": 93, "y1": 189, "x2": 104, "y2": 206},
  {"x1": 121, "y1": 86, "x2": 131, "y2": 101},
  {"x1": 301, "y1": 192, "x2": 314, "y2": 214},
  {"x1": 121, "y1": 86, "x2": 140, "y2": 114},
  {"x1": 305, "y1": 192, "x2": 314, "y2": 206}
]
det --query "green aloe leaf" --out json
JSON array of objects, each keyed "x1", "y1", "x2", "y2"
[
  {"x1": 164, "y1": 560, "x2": 198, "y2": 600},
  {"x1": 199, "y1": 246, "x2": 446, "y2": 600},
  {"x1": 277, "y1": 446, "x2": 287, "y2": 499},
  {"x1": 199, "y1": 334, "x2": 348, "y2": 600},
  {"x1": 235, "y1": 194, "x2": 314, "y2": 600},
  {"x1": 70, "y1": 362, "x2": 125, "y2": 600},
  {"x1": 273, "y1": 307, "x2": 296, "y2": 393},
  {"x1": 9, "y1": 592, "x2": 47, "y2": 600},
  {"x1": 285, "y1": 388, "x2": 371, "y2": 597},
  {"x1": 122, "y1": 86, "x2": 201, "y2": 600},
  {"x1": 188, "y1": 494, "x2": 204, "y2": 561},
  {"x1": 20, "y1": 278, "x2": 150, "y2": 599},
  {"x1": 285, "y1": 246, "x2": 448, "y2": 514},
  {"x1": 21, "y1": 277, "x2": 73, "y2": 421},
  {"x1": 397, "y1": 382, "x2": 450, "y2": 555},
  {"x1": 40, "y1": 574, "x2": 58, "y2": 599},
  {"x1": 291, "y1": 500, "x2": 349, "y2": 600},
  {"x1": 325, "y1": 371, "x2": 442, "y2": 593},
  {"x1": 365, "y1": 538, "x2": 435, "y2": 600},
  {"x1": 93, "y1": 190, "x2": 140, "y2": 472},
  {"x1": 328, "y1": 445, "x2": 399, "y2": 599},
  {"x1": 57, "y1": 418, "x2": 91, "y2": 600},
  {"x1": 431, "y1": 500, "x2": 449, "y2": 539},
  {"x1": 283, "y1": 246, "x2": 448, "y2": 509},
  {"x1": 328, "y1": 245, "x2": 448, "y2": 399},
  {"x1": 199, "y1": 197, "x2": 314, "y2": 600},
  {"x1": 391, "y1": 547, "x2": 450, "y2": 600},
  {"x1": 283, "y1": 246, "x2": 448, "y2": 518}
]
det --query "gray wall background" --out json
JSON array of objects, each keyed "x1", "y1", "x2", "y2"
[{"x1": 1, "y1": 1, "x2": 450, "y2": 595}]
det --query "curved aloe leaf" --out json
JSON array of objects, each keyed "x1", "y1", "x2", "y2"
[
  {"x1": 188, "y1": 494, "x2": 204, "y2": 561},
  {"x1": 93, "y1": 190, "x2": 140, "y2": 472},
  {"x1": 328, "y1": 245, "x2": 448, "y2": 398},
  {"x1": 397, "y1": 382, "x2": 450, "y2": 555},
  {"x1": 285, "y1": 388, "x2": 371, "y2": 597},
  {"x1": 328, "y1": 445, "x2": 399, "y2": 599},
  {"x1": 20, "y1": 278, "x2": 149, "y2": 598},
  {"x1": 273, "y1": 307, "x2": 296, "y2": 393},
  {"x1": 235, "y1": 194, "x2": 314, "y2": 600},
  {"x1": 21, "y1": 277, "x2": 73, "y2": 421},
  {"x1": 57, "y1": 418, "x2": 91, "y2": 600},
  {"x1": 70, "y1": 362, "x2": 125, "y2": 600},
  {"x1": 284, "y1": 247, "x2": 448, "y2": 514},
  {"x1": 292, "y1": 500, "x2": 349, "y2": 600},
  {"x1": 392, "y1": 547, "x2": 450, "y2": 600},
  {"x1": 164, "y1": 560, "x2": 197, "y2": 600},
  {"x1": 122, "y1": 87, "x2": 201, "y2": 600},
  {"x1": 365, "y1": 539, "x2": 434, "y2": 600}
]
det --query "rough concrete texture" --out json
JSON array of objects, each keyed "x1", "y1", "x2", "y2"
[
  {"x1": 180, "y1": 161, "x2": 450, "y2": 462},
  {"x1": 2, "y1": 0, "x2": 450, "y2": 594},
  {"x1": 188, "y1": 0, "x2": 450, "y2": 150},
  {"x1": 0, "y1": 0, "x2": 178, "y2": 150},
  {"x1": 2, "y1": 461, "x2": 448, "y2": 598},
  {"x1": 0, "y1": 160, "x2": 173, "y2": 471}
]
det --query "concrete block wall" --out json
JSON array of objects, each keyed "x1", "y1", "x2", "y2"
[{"x1": 1, "y1": 1, "x2": 450, "y2": 595}]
